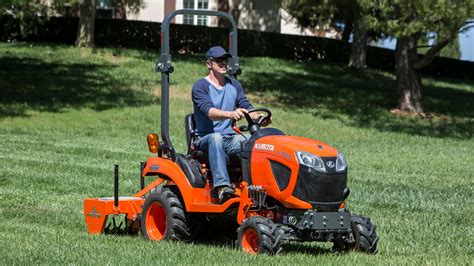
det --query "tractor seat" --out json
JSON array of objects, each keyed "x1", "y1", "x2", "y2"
[{"x1": 184, "y1": 114, "x2": 242, "y2": 166}]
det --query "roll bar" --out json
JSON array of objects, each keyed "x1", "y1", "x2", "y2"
[{"x1": 155, "y1": 10, "x2": 241, "y2": 160}]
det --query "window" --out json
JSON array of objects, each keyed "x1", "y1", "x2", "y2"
[
  {"x1": 182, "y1": 0, "x2": 209, "y2": 26},
  {"x1": 196, "y1": 0, "x2": 208, "y2": 25},
  {"x1": 96, "y1": 0, "x2": 114, "y2": 18},
  {"x1": 197, "y1": 0, "x2": 208, "y2": 9},
  {"x1": 183, "y1": 0, "x2": 194, "y2": 25}
]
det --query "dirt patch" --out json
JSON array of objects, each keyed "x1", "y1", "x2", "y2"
[
  {"x1": 154, "y1": 86, "x2": 191, "y2": 101},
  {"x1": 389, "y1": 108, "x2": 451, "y2": 121},
  {"x1": 106, "y1": 54, "x2": 126, "y2": 64}
]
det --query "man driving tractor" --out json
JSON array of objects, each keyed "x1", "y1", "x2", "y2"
[
  {"x1": 192, "y1": 46, "x2": 269, "y2": 203},
  {"x1": 84, "y1": 11, "x2": 378, "y2": 254}
]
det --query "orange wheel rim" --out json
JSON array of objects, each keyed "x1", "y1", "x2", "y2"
[
  {"x1": 242, "y1": 228, "x2": 259, "y2": 254},
  {"x1": 146, "y1": 202, "x2": 166, "y2": 240}
]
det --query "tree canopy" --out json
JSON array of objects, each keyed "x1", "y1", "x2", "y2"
[
  {"x1": 284, "y1": 0, "x2": 372, "y2": 68},
  {"x1": 361, "y1": 0, "x2": 473, "y2": 113},
  {"x1": 0, "y1": 0, "x2": 49, "y2": 37}
]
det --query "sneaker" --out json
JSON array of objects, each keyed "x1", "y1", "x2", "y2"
[{"x1": 217, "y1": 186, "x2": 236, "y2": 204}]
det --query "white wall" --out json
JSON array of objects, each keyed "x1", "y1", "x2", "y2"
[
  {"x1": 127, "y1": 0, "x2": 218, "y2": 26},
  {"x1": 234, "y1": 0, "x2": 281, "y2": 32},
  {"x1": 127, "y1": 0, "x2": 164, "y2": 22},
  {"x1": 124, "y1": 0, "x2": 323, "y2": 38},
  {"x1": 280, "y1": 8, "x2": 313, "y2": 36}
]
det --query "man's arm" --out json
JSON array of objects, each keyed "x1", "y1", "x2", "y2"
[
  {"x1": 193, "y1": 80, "x2": 248, "y2": 122},
  {"x1": 192, "y1": 81, "x2": 214, "y2": 118},
  {"x1": 208, "y1": 107, "x2": 247, "y2": 121}
]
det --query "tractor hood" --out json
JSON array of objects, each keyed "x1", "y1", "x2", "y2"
[
  {"x1": 247, "y1": 134, "x2": 348, "y2": 210},
  {"x1": 252, "y1": 135, "x2": 340, "y2": 160}
]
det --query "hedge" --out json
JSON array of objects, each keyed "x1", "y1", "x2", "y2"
[{"x1": 1, "y1": 16, "x2": 473, "y2": 80}]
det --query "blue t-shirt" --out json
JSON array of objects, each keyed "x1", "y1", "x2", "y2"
[{"x1": 192, "y1": 77, "x2": 253, "y2": 136}]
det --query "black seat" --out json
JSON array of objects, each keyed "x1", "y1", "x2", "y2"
[
  {"x1": 184, "y1": 114, "x2": 196, "y2": 155},
  {"x1": 175, "y1": 154, "x2": 206, "y2": 188},
  {"x1": 184, "y1": 114, "x2": 242, "y2": 166}
]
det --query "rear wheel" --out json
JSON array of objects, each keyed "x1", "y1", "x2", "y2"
[
  {"x1": 237, "y1": 217, "x2": 283, "y2": 255},
  {"x1": 333, "y1": 214, "x2": 378, "y2": 254},
  {"x1": 141, "y1": 186, "x2": 192, "y2": 241}
]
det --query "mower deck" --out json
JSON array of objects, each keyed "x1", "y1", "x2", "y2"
[{"x1": 84, "y1": 196, "x2": 144, "y2": 234}]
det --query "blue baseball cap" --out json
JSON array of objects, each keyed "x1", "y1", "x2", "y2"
[{"x1": 205, "y1": 46, "x2": 231, "y2": 60}]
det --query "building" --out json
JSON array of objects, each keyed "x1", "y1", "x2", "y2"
[
  {"x1": 122, "y1": 0, "x2": 335, "y2": 37},
  {"x1": 70, "y1": 0, "x2": 337, "y2": 38}
]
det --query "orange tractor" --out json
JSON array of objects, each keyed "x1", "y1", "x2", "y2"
[{"x1": 84, "y1": 10, "x2": 378, "y2": 254}]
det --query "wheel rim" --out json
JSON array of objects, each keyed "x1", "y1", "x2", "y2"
[
  {"x1": 242, "y1": 228, "x2": 259, "y2": 254},
  {"x1": 146, "y1": 202, "x2": 167, "y2": 240}
]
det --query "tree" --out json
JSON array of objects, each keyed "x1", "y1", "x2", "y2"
[
  {"x1": 0, "y1": 0, "x2": 49, "y2": 38},
  {"x1": 60, "y1": 0, "x2": 144, "y2": 48},
  {"x1": 76, "y1": 0, "x2": 96, "y2": 47},
  {"x1": 418, "y1": 34, "x2": 462, "y2": 60},
  {"x1": 363, "y1": 0, "x2": 474, "y2": 113},
  {"x1": 284, "y1": 0, "x2": 370, "y2": 69},
  {"x1": 439, "y1": 36, "x2": 461, "y2": 59},
  {"x1": 348, "y1": 2, "x2": 368, "y2": 68}
]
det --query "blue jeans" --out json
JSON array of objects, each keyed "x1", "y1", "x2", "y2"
[{"x1": 197, "y1": 133, "x2": 248, "y2": 188}]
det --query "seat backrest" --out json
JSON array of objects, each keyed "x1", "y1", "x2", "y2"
[{"x1": 184, "y1": 113, "x2": 195, "y2": 154}]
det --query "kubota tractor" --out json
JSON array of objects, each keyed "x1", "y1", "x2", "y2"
[{"x1": 84, "y1": 9, "x2": 378, "y2": 255}]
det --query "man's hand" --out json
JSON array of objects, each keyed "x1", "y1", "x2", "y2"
[
  {"x1": 229, "y1": 108, "x2": 248, "y2": 121},
  {"x1": 259, "y1": 115, "x2": 272, "y2": 127},
  {"x1": 249, "y1": 112, "x2": 260, "y2": 121},
  {"x1": 251, "y1": 112, "x2": 272, "y2": 127}
]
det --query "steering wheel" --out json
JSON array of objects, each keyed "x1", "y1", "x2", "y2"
[{"x1": 231, "y1": 108, "x2": 272, "y2": 135}]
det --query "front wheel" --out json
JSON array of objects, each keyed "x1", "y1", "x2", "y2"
[
  {"x1": 236, "y1": 217, "x2": 284, "y2": 255},
  {"x1": 333, "y1": 214, "x2": 378, "y2": 254}
]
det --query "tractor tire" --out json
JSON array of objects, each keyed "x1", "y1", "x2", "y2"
[
  {"x1": 237, "y1": 217, "x2": 284, "y2": 255},
  {"x1": 333, "y1": 214, "x2": 378, "y2": 254},
  {"x1": 141, "y1": 186, "x2": 192, "y2": 241}
]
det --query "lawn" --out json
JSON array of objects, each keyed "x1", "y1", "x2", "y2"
[{"x1": 0, "y1": 42, "x2": 473, "y2": 264}]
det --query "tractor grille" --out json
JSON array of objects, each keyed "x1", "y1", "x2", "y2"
[
  {"x1": 292, "y1": 165, "x2": 347, "y2": 209},
  {"x1": 270, "y1": 160, "x2": 291, "y2": 191}
]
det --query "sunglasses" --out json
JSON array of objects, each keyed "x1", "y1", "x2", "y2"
[{"x1": 211, "y1": 57, "x2": 229, "y2": 64}]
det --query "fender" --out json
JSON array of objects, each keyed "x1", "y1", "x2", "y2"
[{"x1": 135, "y1": 157, "x2": 194, "y2": 210}]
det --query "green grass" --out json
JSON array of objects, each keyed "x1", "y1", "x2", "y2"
[{"x1": 0, "y1": 42, "x2": 473, "y2": 264}]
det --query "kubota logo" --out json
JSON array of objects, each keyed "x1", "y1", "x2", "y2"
[
  {"x1": 326, "y1": 161, "x2": 335, "y2": 168},
  {"x1": 254, "y1": 143, "x2": 275, "y2": 151}
]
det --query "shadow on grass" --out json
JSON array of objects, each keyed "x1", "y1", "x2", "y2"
[
  {"x1": 191, "y1": 235, "x2": 332, "y2": 256},
  {"x1": 188, "y1": 218, "x2": 333, "y2": 256},
  {"x1": 0, "y1": 55, "x2": 154, "y2": 118},
  {"x1": 240, "y1": 61, "x2": 474, "y2": 139}
]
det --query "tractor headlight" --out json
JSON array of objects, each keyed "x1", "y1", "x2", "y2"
[
  {"x1": 336, "y1": 153, "x2": 347, "y2": 172},
  {"x1": 296, "y1": 151, "x2": 326, "y2": 172}
]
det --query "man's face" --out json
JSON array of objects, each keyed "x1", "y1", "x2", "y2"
[{"x1": 207, "y1": 57, "x2": 229, "y2": 74}]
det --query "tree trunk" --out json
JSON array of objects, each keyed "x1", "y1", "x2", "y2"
[
  {"x1": 115, "y1": 4, "x2": 127, "y2": 19},
  {"x1": 76, "y1": 0, "x2": 96, "y2": 48},
  {"x1": 230, "y1": 0, "x2": 241, "y2": 26},
  {"x1": 341, "y1": 16, "x2": 353, "y2": 43},
  {"x1": 348, "y1": 6, "x2": 367, "y2": 69},
  {"x1": 395, "y1": 36, "x2": 425, "y2": 113}
]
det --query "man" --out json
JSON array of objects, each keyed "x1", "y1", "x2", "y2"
[{"x1": 192, "y1": 46, "x2": 266, "y2": 203}]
